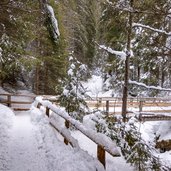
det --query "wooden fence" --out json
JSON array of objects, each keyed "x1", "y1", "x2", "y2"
[
  {"x1": 0, "y1": 94, "x2": 35, "y2": 110},
  {"x1": 35, "y1": 99, "x2": 120, "y2": 169},
  {"x1": 85, "y1": 97, "x2": 171, "y2": 115}
]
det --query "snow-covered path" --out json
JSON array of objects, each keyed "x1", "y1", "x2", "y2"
[
  {"x1": 1, "y1": 107, "x2": 104, "y2": 171},
  {"x1": 6, "y1": 111, "x2": 48, "y2": 171}
]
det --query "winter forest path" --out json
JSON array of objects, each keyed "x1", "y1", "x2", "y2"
[{"x1": 5, "y1": 111, "x2": 49, "y2": 171}]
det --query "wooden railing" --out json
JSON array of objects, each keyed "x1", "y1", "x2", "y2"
[
  {"x1": 35, "y1": 98, "x2": 120, "y2": 169},
  {"x1": 42, "y1": 95, "x2": 171, "y2": 115},
  {"x1": 0, "y1": 94, "x2": 35, "y2": 110}
]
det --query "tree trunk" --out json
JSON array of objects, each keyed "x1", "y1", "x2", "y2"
[
  {"x1": 122, "y1": 0, "x2": 134, "y2": 122},
  {"x1": 35, "y1": 66, "x2": 39, "y2": 95}
]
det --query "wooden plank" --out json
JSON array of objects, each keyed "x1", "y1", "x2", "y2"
[
  {"x1": 97, "y1": 145, "x2": 106, "y2": 168},
  {"x1": 49, "y1": 121, "x2": 79, "y2": 148},
  {"x1": 64, "y1": 120, "x2": 70, "y2": 145},
  {"x1": 106, "y1": 100, "x2": 109, "y2": 115},
  {"x1": 0, "y1": 94, "x2": 35, "y2": 98},
  {"x1": 10, "y1": 101, "x2": 32, "y2": 104},
  {"x1": 7, "y1": 95, "x2": 11, "y2": 107},
  {"x1": 46, "y1": 107, "x2": 50, "y2": 117},
  {"x1": 0, "y1": 101, "x2": 32, "y2": 104},
  {"x1": 13, "y1": 108, "x2": 30, "y2": 111}
]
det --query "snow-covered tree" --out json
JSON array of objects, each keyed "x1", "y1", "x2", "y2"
[
  {"x1": 91, "y1": 113, "x2": 167, "y2": 171},
  {"x1": 59, "y1": 55, "x2": 89, "y2": 121}
]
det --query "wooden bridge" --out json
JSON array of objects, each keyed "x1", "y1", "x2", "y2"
[{"x1": 1, "y1": 93, "x2": 171, "y2": 168}]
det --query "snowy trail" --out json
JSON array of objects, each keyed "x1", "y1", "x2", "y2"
[
  {"x1": 6, "y1": 111, "x2": 48, "y2": 171},
  {"x1": 2, "y1": 108, "x2": 104, "y2": 171}
]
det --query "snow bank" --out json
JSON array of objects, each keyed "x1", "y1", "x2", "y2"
[
  {"x1": 140, "y1": 121, "x2": 171, "y2": 168},
  {"x1": 30, "y1": 106, "x2": 105, "y2": 171},
  {"x1": 0, "y1": 104, "x2": 14, "y2": 170},
  {"x1": 82, "y1": 75, "x2": 114, "y2": 97}
]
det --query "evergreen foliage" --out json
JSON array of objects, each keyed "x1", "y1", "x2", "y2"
[
  {"x1": 59, "y1": 55, "x2": 89, "y2": 121},
  {"x1": 92, "y1": 113, "x2": 167, "y2": 171},
  {"x1": 0, "y1": 0, "x2": 67, "y2": 93}
]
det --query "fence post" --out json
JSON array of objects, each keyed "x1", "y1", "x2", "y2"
[
  {"x1": 106, "y1": 100, "x2": 109, "y2": 115},
  {"x1": 64, "y1": 120, "x2": 69, "y2": 145},
  {"x1": 139, "y1": 100, "x2": 143, "y2": 112},
  {"x1": 37, "y1": 103, "x2": 41, "y2": 109},
  {"x1": 7, "y1": 95, "x2": 11, "y2": 107},
  {"x1": 99, "y1": 98, "x2": 102, "y2": 104},
  {"x1": 97, "y1": 145, "x2": 106, "y2": 168},
  {"x1": 46, "y1": 107, "x2": 50, "y2": 117}
]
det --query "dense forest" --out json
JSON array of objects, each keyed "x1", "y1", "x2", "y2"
[{"x1": 0, "y1": 0, "x2": 171, "y2": 97}]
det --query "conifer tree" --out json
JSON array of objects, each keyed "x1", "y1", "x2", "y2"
[{"x1": 59, "y1": 55, "x2": 89, "y2": 121}]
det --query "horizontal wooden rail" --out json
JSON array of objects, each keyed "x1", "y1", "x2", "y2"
[
  {"x1": 35, "y1": 98, "x2": 120, "y2": 169},
  {"x1": 0, "y1": 101, "x2": 32, "y2": 104},
  {"x1": 44, "y1": 95, "x2": 171, "y2": 114},
  {"x1": 41, "y1": 95, "x2": 171, "y2": 102},
  {"x1": 0, "y1": 93, "x2": 35, "y2": 98}
]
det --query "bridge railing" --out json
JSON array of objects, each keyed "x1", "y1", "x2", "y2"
[
  {"x1": 42, "y1": 95, "x2": 171, "y2": 115},
  {"x1": 0, "y1": 94, "x2": 35, "y2": 110},
  {"x1": 34, "y1": 97, "x2": 120, "y2": 169}
]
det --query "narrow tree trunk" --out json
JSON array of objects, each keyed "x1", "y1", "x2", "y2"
[
  {"x1": 35, "y1": 66, "x2": 39, "y2": 95},
  {"x1": 122, "y1": 0, "x2": 134, "y2": 122}
]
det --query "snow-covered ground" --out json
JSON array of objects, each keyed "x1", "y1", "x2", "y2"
[
  {"x1": 0, "y1": 105, "x2": 104, "y2": 171},
  {"x1": 0, "y1": 104, "x2": 14, "y2": 171},
  {"x1": 140, "y1": 121, "x2": 171, "y2": 168},
  {"x1": 71, "y1": 131, "x2": 133, "y2": 171},
  {"x1": 0, "y1": 88, "x2": 105, "y2": 171}
]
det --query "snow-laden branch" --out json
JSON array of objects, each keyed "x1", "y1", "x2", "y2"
[
  {"x1": 129, "y1": 80, "x2": 171, "y2": 91},
  {"x1": 99, "y1": 45, "x2": 126, "y2": 61},
  {"x1": 133, "y1": 23, "x2": 171, "y2": 36},
  {"x1": 46, "y1": 4, "x2": 60, "y2": 39}
]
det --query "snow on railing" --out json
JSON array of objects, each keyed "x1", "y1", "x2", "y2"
[{"x1": 35, "y1": 97, "x2": 120, "y2": 168}]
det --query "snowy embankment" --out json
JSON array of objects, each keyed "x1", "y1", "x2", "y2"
[
  {"x1": 30, "y1": 107, "x2": 105, "y2": 171},
  {"x1": 0, "y1": 104, "x2": 14, "y2": 171},
  {"x1": 140, "y1": 121, "x2": 171, "y2": 168}
]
